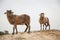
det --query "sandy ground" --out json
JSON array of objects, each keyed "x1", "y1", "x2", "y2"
[{"x1": 0, "y1": 30, "x2": 60, "y2": 40}]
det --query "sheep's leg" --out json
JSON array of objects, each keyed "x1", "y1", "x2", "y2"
[
  {"x1": 12, "y1": 27, "x2": 15, "y2": 35},
  {"x1": 28, "y1": 25, "x2": 30, "y2": 33},
  {"x1": 40, "y1": 24, "x2": 42, "y2": 31},
  {"x1": 16, "y1": 26, "x2": 18, "y2": 34},
  {"x1": 24, "y1": 24, "x2": 28, "y2": 32},
  {"x1": 49, "y1": 25, "x2": 50, "y2": 30},
  {"x1": 45, "y1": 25, "x2": 47, "y2": 30},
  {"x1": 24, "y1": 23, "x2": 30, "y2": 33},
  {"x1": 48, "y1": 20, "x2": 50, "y2": 30},
  {"x1": 13, "y1": 24, "x2": 18, "y2": 34},
  {"x1": 47, "y1": 23, "x2": 50, "y2": 30},
  {"x1": 24, "y1": 27, "x2": 28, "y2": 32},
  {"x1": 43, "y1": 24, "x2": 44, "y2": 30},
  {"x1": 14, "y1": 24, "x2": 18, "y2": 34}
]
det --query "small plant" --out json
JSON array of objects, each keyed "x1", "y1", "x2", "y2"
[
  {"x1": 0, "y1": 30, "x2": 9, "y2": 35},
  {"x1": 4, "y1": 30, "x2": 9, "y2": 35},
  {"x1": 0, "y1": 31, "x2": 4, "y2": 35}
]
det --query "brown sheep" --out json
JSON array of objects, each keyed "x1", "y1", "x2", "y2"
[
  {"x1": 4, "y1": 10, "x2": 30, "y2": 34},
  {"x1": 39, "y1": 13, "x2": 50, "y2": 30}
]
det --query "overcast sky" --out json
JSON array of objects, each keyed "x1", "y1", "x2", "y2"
[{"x1": 0, "y1": 0, "x2": 60, "y2": 33}]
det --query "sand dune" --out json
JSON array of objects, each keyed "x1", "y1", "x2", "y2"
[{"x1": 0, "y1": 30, "x2": 60, "y2": 40}]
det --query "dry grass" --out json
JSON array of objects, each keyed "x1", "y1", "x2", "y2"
[{"x1": 0, "y1": 29, "x2": 60, "y2": 40}]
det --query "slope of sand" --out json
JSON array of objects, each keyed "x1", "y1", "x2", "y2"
[{"x1": 0, "y1": 30, "x2": 60, "y2": 40}]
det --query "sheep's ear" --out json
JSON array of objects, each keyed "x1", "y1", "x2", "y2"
[
  {"x1": 9, "y1": 10, "x2": 13, "y2": 13},
  {"x1": 7, "y1": 10, "x2": 8, "y2": 12},
  {"x1": 7, "y1": 10, "x2": 8, "y2": 11},
  {"x1": 4, "y1": 12, "x2": 6, "y2": 14},
  {"x1": 11, "y1": 12, "x2": 14, "y2": 13},
  {"x1": 9, "y1": 10, "x2": 11, "y2": 12}
]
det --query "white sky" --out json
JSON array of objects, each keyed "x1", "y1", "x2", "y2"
[{"x1": 0, "y1": 0, "x2": 60, "y2": 33}]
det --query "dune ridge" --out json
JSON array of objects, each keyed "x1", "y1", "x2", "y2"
[{"x1": 0, "y1": 29, "x2": 60, "y2": 40}]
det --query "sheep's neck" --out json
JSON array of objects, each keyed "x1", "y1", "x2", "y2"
[{"x1": 7, "y1": 15, "x2": 14, "y2": 24}]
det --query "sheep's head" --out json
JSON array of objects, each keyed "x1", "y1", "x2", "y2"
[
  {"x1": 40, "y1": 13, "x2": 44, "y2": 17},
  {"x1": 4, "y1": 10, "x2": 13, "y2": 15}
]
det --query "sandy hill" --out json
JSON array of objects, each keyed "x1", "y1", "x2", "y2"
[{"x1": 0, "y1": 30, "x2": 60, "y2": 40}]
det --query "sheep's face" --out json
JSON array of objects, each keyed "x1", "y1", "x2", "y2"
[
  {"x1": 4, "y1": 10, "x2": 13, "y2": 16},
  {"x1": 40, "y1": 13, "x2": 44, "y2": 17}
]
